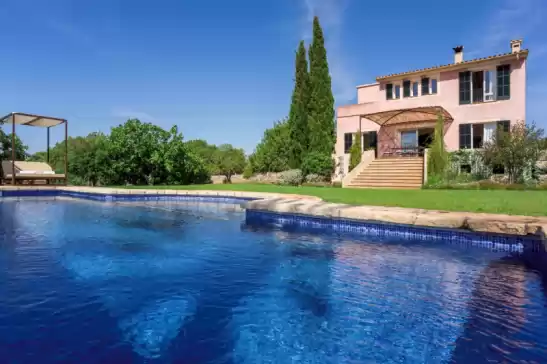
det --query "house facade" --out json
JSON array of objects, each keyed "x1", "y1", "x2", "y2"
[{"x1": 335, "y1": 39, "x2": 528, "y2": 182}]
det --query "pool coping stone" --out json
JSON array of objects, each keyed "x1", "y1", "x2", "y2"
[{"x1": 1, "y1": 186, "x2": 545, "y2": 244}]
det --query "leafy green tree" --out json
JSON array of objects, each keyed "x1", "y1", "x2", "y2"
[
  {"x1": 107, "y1": 119, "x2": 171, "y2": 185},
  {"x1": 349, "y1": 130, "x2": 362, "y2": 171},
  {"x1": 307, "y1": 16, "x2": 335, "y2": 156},
  {"x1": 288, "y1": 40, "x2": 310, "y2": 168},
  {"x1": 251, "y1": 118, "x2": 291, "y2": 173},
  {"x1": 185, "y1": 139, "x2": 218, "y2": 174},
  {"x1": 0, "y1": 130, "x2": 28, "y2": 160},
  {"x1": 483, "y1": 122, "x2": 544, "y2": 184},
  {"x1": 156, "y1": 126, "x2": 210, "y2": 185},
  {"x1": 213, "y1": 144, "x2": 246, "y2": 183},
  {"x1": 428, "y1": 114, "x2": 449, "y2": 177}
]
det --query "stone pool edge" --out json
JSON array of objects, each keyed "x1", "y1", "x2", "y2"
[{"x1": 1, "y1": 186, "x2": 546, "y2": 243}]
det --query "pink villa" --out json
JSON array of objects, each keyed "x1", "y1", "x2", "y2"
[{"x1": 335, "y1": 39, "x2": 528, "y2": 188}]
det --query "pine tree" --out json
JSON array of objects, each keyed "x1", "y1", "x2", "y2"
[
  {"x1": 308, "y1": 16, "x2": 335, "y2": 156},
  {"x1": 287, "y1": 41, "x2": 310, "y2": 168}
]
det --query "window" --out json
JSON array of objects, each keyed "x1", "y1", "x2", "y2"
[
  {"x1": 403, "y1": 80, "x2": 411, "y2": 98},
  {"x1": 363, "y1": 131, "x2": 377, "y2": 150},
  {"x1": 431, "y1": 79, "x2": 438, "y2": 94},
  {"x1": 497, "y1": 65, "x2": 510, "y2": 100},
  {"x1": 484, "y1": 70, "x2": 495, "y2": 101},
  {"x1": 386, "y1": 83, "x2": 393, "y2": 100},
  {"x1": 421, "y1": 78, "x2": 430, "y2": 95},
  {"x1": 497, "y1": 120, "x2": 510, "y2": 133},
  {"x1": 472, "y1": 71, "x2": 484, "y2": 103},
  {"x1": 460, "y1": 121, "x2": 504, "y2": 149},
  {"x1": 412, "y1": 81, "x2": 419, "y2": 97},
  {"x1": 459, "y1": 124, "x2": 471, "y2": 148},
  {"x1": 459, "y1": 71, "x2": 471, "y2": 104},
  {"x1": 472, "y1": 123, "x2": 484, "y2": 148},
  {"x1": 344, "y1": 133, "x2": 353, "y2": 153},
  {"x1": 394, "y1": 84, "x2": 401, "y2": 99}
]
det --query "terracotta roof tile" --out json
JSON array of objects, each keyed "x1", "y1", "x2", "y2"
[{"x1": 376, "y1": 50, "x2": 529, "y2": 81}]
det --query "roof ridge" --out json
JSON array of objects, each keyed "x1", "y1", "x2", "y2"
[{"x1": 376, "y1": 50, "x2": 528, "y2": 81}]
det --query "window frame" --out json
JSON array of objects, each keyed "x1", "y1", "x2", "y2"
[
  {"x1": 411, "y1": 81, "x2": 419, "y2": 97},
  {"x1": 403, "y1": 80, "x2": 411, "y2": 98},
  {"x1": 497, "y1": 64, "x2": 511, "y2": 100},
  {"x1": 459, "y1": 121, "x2": 509, "y2": 150},
  {"x1": 344, "y1": 133, "x2": 353, "y2": 153},
  {"x1": 386, "y1": 83, "x2": 393, "y2": 100}
]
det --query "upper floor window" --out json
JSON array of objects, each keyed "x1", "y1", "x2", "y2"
[
  {"x1": 411, "y1": 81, "x2": 419, "y2": 97},
  {"x1": 344, "y1": 133, "x2": 353, "y2": 153},
  {"x1": 431, "y1": 79, "x2": 438, "y2": 94},
  {"x1": 459, "y1": 65, "x2": 510, "y2": 105},
  {"x1": 403, "y1": 80, "x2": 411, "y2": 98},
  {"x1": 387, "y1": 77, "x2": 437, "y2": 100},
  {"x1": 386, "y1": 83, "x2": 401, "y2": 100},
  {"x1": 497, "y1": 65, "x2": 510, "y2": 100},
  {"x1": 386, "y1": 84, "x2": 393, "y2": 100}
]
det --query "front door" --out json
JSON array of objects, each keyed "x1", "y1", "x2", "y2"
[{"x1": 401, "y1": 130, "x2": 418, "y2": 152}]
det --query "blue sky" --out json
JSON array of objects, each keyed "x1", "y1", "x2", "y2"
[{"x1": 1, "y1": 0, "x2": 546, "y2": 153}]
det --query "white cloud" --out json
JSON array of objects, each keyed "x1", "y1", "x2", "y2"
[
  {"x1": 298, "y1": 0, "x2": 355, "y2": 103},
  {"x1": 112, "y1": 109, "x2": 156, "y2": 122}
]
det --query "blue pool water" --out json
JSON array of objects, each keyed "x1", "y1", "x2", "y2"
[{"x1": 0, "y1": 199, "x2": 547, "y2": 363}]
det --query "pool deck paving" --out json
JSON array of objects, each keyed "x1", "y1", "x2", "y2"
[{"x1": 1, "y1": 186, "x2": 546, "y2": 241}]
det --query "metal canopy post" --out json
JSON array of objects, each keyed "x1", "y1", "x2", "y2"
[
  {"x1": 47, "y1": 127, "x2": 50, "y2": 163},
  {"x1": 64, "y1": 120, "x2": 68, "y2": 185},
  {"x1": 11, "y1": 113, "x2": 15, "y2": 185}
]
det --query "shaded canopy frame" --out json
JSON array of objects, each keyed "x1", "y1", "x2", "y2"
[
  {"x1": 362, "y1": 106, "x2": 453, "y2": 126},
  {"x1": 0, "y1": 112, "x2": 68, "y2": 185}
]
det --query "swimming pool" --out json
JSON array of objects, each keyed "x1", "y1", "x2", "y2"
[{"x1": 0, "y1": 198, "x2": 546, "y2": 363}]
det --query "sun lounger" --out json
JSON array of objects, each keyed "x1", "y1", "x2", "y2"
[{"x1": 2, "y1": 161, "x2": 66, "y2": 185}]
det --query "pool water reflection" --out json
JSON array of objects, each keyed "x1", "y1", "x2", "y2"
[{"x1": 0, "y1": 199, "x2": 546, "y2": 363}]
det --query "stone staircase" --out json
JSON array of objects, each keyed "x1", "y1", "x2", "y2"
[{"x1": 346, "y1": 157, "x2": 424, "y2": 189}]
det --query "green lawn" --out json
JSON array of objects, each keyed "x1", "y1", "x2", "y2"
[{"x1": 121, "y1": 183, "x2": 547, "y2": 217}]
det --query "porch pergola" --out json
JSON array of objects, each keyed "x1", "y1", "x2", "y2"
[
  {"x1": 0, "y1": 112, "x2": 68, "y2": 185},
  {"x1": 362, "y1": 106, "x2": 453, "y2": 126},
  {"x1": 361, "y1": 106, "x2": 453, "y2": 157}
]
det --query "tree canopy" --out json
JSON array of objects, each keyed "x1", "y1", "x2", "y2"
[
  {"x1": 30, "y1": 119, "x2": 210, "y2": 186},
  {"x1": 288, "y1": 40, "x2": 310, "y2": 168},
  {"x1": 307, "y1": 16, "x2": 335, "y2": 156},
  {"x1": 249, "y1": 118, "x2": 291, "y2": 173}
]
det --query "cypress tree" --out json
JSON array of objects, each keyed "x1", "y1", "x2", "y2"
[
  {"x1": 287, "y1": 41, "x2": 310, "y2": 169},
  {"x1": 308, "y1": 16, "x2": 335, "y2": 156}
]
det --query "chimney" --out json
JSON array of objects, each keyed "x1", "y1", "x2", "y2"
[
  {"x1": 453, "y1": 46, "x2": 464, "y2": 63},
  {"x1": 510, "y1": 39, "x2": 522, "y2": 53}
]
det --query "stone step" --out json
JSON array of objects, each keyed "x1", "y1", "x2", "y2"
[
  {"x1": 362, "y1": 166, "x2": 423, "y2": 172},
  {"x1": 353, "y1": 176, "x2": 423, "y2": 182},
  {"x1": 346, "y1": 182, "x2": 422, "y2": 189}
]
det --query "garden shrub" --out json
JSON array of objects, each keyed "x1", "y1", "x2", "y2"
[
  {"x1": 305, "y1": 173, "x2": 325, "y2": 183},
  {"x1": 301, "y1": 151, "x2": 334, "y2": 180},
  {"x1": 278, "y1": 169, "x2": 303, "y2": 186},
  {"x1": 428, "y1": 114, "x2": 449, "y2": 177}
]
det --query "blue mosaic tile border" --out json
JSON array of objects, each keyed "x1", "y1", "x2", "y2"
[
  {"x1": 246, "y1": 209, "x2": 544, "y2": 252},
  {"x1": 0, "y1": 189, "x2": 256, "y2": 205}
]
